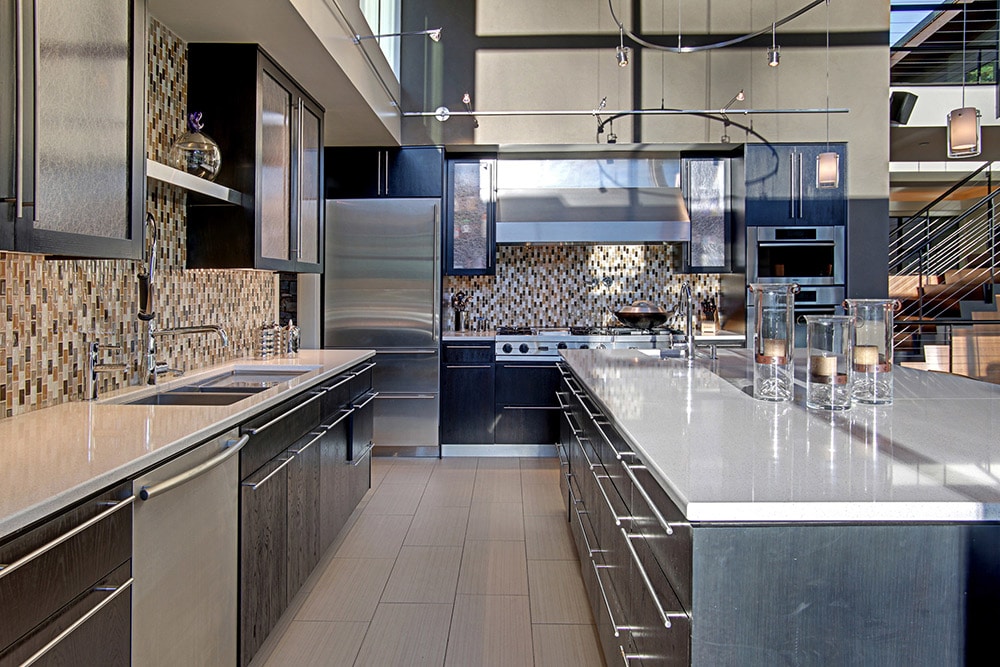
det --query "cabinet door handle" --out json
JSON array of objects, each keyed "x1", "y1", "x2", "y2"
[
  {"x1": 593, "y1": 472, "x2": 631, "y2": 527},
  {"x1": 320, "y1": 407, "x2": 354, "y2": 431},
  {"x1": 139, "y1": 434, "x2": 249, "y2": 500},
  {"x1": 621, "y1": 462, "x2": 688, "y2": 537},
  {"x1": 501, "y1": 405, "x2": 560, "y2": 411},
  {"x1": 383, "y1": 150, "x2": 390, "y2": 196},
  {"x1": 353, "y1": 442, "x2": 374, "y2": 466},
  {"x1": 445, "y1": 364, "x2": 492, "y2": 369},
  {"x1": 576, "y1": 434, "x2": 597, "y2": 471},
  {"x1": 500, "y1": 364, "x2": 556, "y2": 369},
  {"x1": 19, "y1": 577, "x2": 135, "y2": 667},
  {"x1": 242, "y1": 456, "x2": 294, "y2": 490},
  {"x1": 0, "y1": 496, "x2": 135, "y2": 581},
  {"x1": 620, "y1": 527, "x2": 689, "y2": 629},
  {"x1": 376, "y1": 150, "x2": 382, "y2": 195},
  {"x1": 592, "y1": 561, "x2": 624, "y2": 638},
  {"x1": 789, "y1": 151, "x2": 796, "y2": 218},
  {"x1": 592, "y1": 420, "x2": 637, "y2": 461},
  {"x1": 573, "y1": 504, "x2": 596, "y2": 557},
  {"x1": 14, "y1": 0, "x2": 25, "y2": 219},
  {"x1": 325, "y1": 373, "x2": 354, "y2": 391},
  {"x1": 353, "y1": 390, "x2": 380, "y2": 409},
  {"x1": 445, "y1": 345, "x2": 492, "y2": 349},
  {"x1": 295, "y1": 99, "x2": 304, "y2": 260},
  {"x1": 798, "y1": 152, "x2": 804, "y2": 218},
  {"x1": 348, "y1": 361, "x2": 377, "y2": 374},
  {"x1": 290, "y1": 429, "x2": 325, "y2": 456},
  {"x1": 562, "y1": 409, "x2": 582, "y2": 435},
  {"x1": 245, "y1": 390, "x2": 325, "y2": 435}
]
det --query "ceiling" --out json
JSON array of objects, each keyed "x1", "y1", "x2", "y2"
[{"x1": 147, "y1": 0, "x2": 401, "y2": 146}]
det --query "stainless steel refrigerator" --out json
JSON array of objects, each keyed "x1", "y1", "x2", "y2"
[{"x1": 324, "y1": 199, "x2": 440, "y2": 456}]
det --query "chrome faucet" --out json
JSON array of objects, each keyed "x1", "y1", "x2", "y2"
[
  {"x1": 682, "y1": 282, "x2": 696, "y2": 364},
  {"x1": 146, "y1": 323, "x2": 229, "y2": 385},
  {"x1": 87, "y1": 340, "x2": 129, "y2": 400}
]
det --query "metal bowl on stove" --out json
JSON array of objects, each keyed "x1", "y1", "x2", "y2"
[{"x1": 612, "y1": 300, "x2": 669, "y2": 330}]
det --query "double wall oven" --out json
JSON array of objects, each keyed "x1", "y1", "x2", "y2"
[{"x1": 747, "y1": 226, "x2": 846, "y2": 345}]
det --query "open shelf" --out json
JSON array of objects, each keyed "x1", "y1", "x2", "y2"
[{"x1": 146, "y1": 159, "x2": 242, "y2": 205}]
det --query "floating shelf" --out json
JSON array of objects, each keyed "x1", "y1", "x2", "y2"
[{"x1": 146, "y1": 159, "x2": 242, "y2": 205}]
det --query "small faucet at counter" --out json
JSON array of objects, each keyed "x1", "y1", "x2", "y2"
[
  {"x1": 146, "y1": 323, "x2": 229, "y2": 385},
  {"x1": 87, "y1": 340, "x2": 129, "y2": 400}
]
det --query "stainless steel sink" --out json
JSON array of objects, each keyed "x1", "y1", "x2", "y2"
[
  {"x1": 191, "y1": 367, "x2": 318, "y2": 390},
  {"x1": 120, "y1": 391, "x2": 261, "y2": 406}
]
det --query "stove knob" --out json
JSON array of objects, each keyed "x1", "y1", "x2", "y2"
[
  {"x1": 502, "y1": 343, "x2": 513, "y2": 354},
  {"x1": 557, "y1": 342, "x2": 567, "y2": 349},
  {"x1": 597, "y1": 343, "x2": 607, "y2": 350},
  {"x1": 580, "y1": 344, "x2": 589, "y2": 350},
  {"x1": 519, "y1": 343, "x2": 530, "y2": 354}
]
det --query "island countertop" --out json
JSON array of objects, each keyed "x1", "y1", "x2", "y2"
[
  {"x1": 0, "y1": 349, "x2": 374, "y2": 537},
  {"x1": 560, "y1": 348, "x2": 1000, "y2": 523}
]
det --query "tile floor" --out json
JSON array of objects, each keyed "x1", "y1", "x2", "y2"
[{"x1": 250, "y1": 456, "x2": 605, "y2": 667}]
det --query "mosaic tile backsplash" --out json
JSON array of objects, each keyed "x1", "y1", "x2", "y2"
[
  {"x1": 0, "y1": 19, "x2": 277, "y2": 419},
  {"x1": 443, "y1": 245, "x2": 722, "y2": 330}
]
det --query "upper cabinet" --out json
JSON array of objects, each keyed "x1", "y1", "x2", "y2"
[
  {"x1": 185, "y1": 44, "x2": 324, "y2": 272},
  {"x1": 0, "y1": 0, "x2": 145, "y2": 258},
  {"x1": 324, "y1": 146, "x2": 443, "y2": 199},
  {"x1": 682, "y1": 155, "x2": 739, "y2": 273},
  {"x1": 445, "y1": 157, "x2": 496, "y2": 276},
  {"x1": 745, "y1": 143, "x2": 846, "y2": 227}
]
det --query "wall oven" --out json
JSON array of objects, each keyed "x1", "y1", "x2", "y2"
[{"x1": 747, "y1": 226, "x2": 845, "y2": 286}]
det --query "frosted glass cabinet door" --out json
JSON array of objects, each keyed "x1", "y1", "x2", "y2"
[
  {"x1": 260, "y1": 71, "x2": 293, "y2": 263},
  {"x1": 297, "y1": 104, "x2": 322, "y2": 266},
  {"x1": 445, "y1": 159, "x2": 495, "y2": 275}
]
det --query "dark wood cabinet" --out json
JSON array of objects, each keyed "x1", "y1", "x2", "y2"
[
  {"x1": 0, "y1": 482, "x2": 132, "y2": 665},
  {"x1": 286, "y1": 429, "x2": 323, "y2": 597},
  {"x1": 494, "y1": 362, "x2": 560, "y2": 445},
  {"x1": 745, "y1": 143, "x2": 846, "y2": 227},
  {"x1": 320, "y1": 408, "x2": 353, "y2": 552},
  {"x1": 324, "y1": 146, "x2": 444, "y2": 199},
  {"x1": 186, "y1": 44, "x2": 324, "y2": 272},
  {"x1": 445, "y1": 157, "x2": 496, "y2": 275},
  {"x1": 0, "y1": 0, "x2": 144, "y2": 259},
  {"x1": 440, "y1": 343, "x2": 495, "y2": 445}
]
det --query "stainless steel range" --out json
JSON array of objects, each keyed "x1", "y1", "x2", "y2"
[{"x1": 494, "y1": 327, "x2": 684, "y2": 361}]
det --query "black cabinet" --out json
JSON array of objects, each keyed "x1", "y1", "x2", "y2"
[
  {"x1": 0, "y1": 0, "x2": 144, "y2": 259},
  {"x1": 186, "y1": 44, "x2": 324, "y2": 272},
  {"x1": 0, "y1": 482, "x2": 132, "y2": 666},
  {"x1": 745, "y1": 143, "x2": 846, "y2": 227},
  {"x1": 445, "y1": 157, "x2": 496, "y2": 275},
  {"x1": 324, "y1": 146, "x2": 443, "y2": 198},
  {"x1": 440, "y1": 343, "x2": 495, "y2": 445},
  {"x1": 494, "y1": 362, "x2": 561, "y2": 445}
]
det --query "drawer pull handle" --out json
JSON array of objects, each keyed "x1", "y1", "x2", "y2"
[
  {"x1": 140, "y1": 435, "x2": 249, "y2": 500},
  {"x1": 576, "y1": 435, "x2": 597, "y2": 471},
  {"x1": 592, "y1": 420, "x2": 637, "y2": 460},
  {"x1": 353, "y1": 442, "x2": 375, "y2": 466},
  {"x1": 561, "y1": 410, "x2": 582, "y2": 435},
  {"x1": 592, "y1": 561, "x2": 624, "y2": 638},
  {"x1": 621, "y1": 462, "x2": 687, "y2": 537},
  {"x1": 445, "y1": 364, "x2": 492, "y2": 369},
  {"x1": 621, "y1": 528, "x2": 689, "y2": 629},
  {"x1": 572, "y1": 503, "x2": 596, "y2": 556},
  {"x1": 571, "y1": 387, "x2": 602, "y2": 421},
  {"x1": 353, "y1": 390, "x2": 380, "y2": 410},
  {"x1": 326, "y1": 374, "x2": 354, "y2": 391},
  {"x1": 620, "y1": 645, "x2": 646, "y2": 666},
  {"x1": 445, "y1": 345, "x2": 492, "y2": 349},
  {"x1": 0, "y1": 496, "x2": 135, "y2": 581},
  {"x1": 242, "y1": 456, "x2": 294, "y2": 490},
  {"x1": 320, "y1": 407, "x2": 354, "y2": 431},
  {"x1": 501, "y1": 405, "x2": 560, "y2": 411},
  {"x1": 245, "y1": 390, "x2": 325, "y2": 435},
  {"x1": 593, "y1": 473, "x2": 631, "y2": 527},
  {"x1": 19, "y1": 577, "x2": 135, "y2": 667},
  {"x1": 290, "y1": 430, "x2": 325, "y2": 456}
]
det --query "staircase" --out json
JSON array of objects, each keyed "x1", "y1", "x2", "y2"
[{"x1": 889, "y1": 162, "x2": 1000, "y2": 382}]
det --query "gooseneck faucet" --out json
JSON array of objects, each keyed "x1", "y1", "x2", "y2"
[
  {"x1": 146, "y1": 323, "x2": 229, "y2": 385},
  {"x1": 683, "y1": 282, "x2": 696, "y2": 364}
]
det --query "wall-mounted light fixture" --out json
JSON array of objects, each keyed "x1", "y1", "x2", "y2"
[
  {"x1": 353, "y1": 27, "x2": 442, "y2": 44},
  {"x1": 767, "y1": 23, "x2": 780, "y2": 67},
  {"x1": 947, "y1": 4, "x2": 981, "y2": 158},
  {"x1": 616, "y1": 25, "x2": 630, "y2": 67}
]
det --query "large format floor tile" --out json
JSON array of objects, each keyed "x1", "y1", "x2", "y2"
[
  {"x1": 261, "y1": 621, "x2": 368, "y2": 667},
  {"x1": 531, "y1": 623, "x2": 605, "y2": 667},
  {"x1": 527, "y1": 559, "x2": 594, "y2": 624},
  {"x1": 404, "y1": 505, "x2": 471, "y2": 546},
  {"x1": 382, "y1": 546, "x2": 463, "y2": 603},
  {"x1": 362, "y1": 481, "x2": 427, "y2": 515},
  {"x1": 524, "y1": 514, "x2": 577, "y2": 560},
  {"x1": 457, "y1": 540, "x2": 530, "y2": 596},
  {"x1": 466, "y1": 502, "x2": 525, "y2": 541},
  {"x1": 354, "y1": 603, "x2": 453, "y2": 667},
  {"x1": 445, "y1": 595, "x2": 534, "y2": 667},
  {"x1": 333, "y1": 513, "x2": 413, "y2": 559},
  {"x1": 295, "y1": 557, "x2": 395, "y2": 622}
]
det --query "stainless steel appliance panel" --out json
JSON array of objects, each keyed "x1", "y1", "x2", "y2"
[
  {"x1": 373, "y1": 351, "x2": 439, "y2": 394},
  {"x1": 324, "y1": 199, "x2": 440, "y2": 348},
  {"x1": 132, "y1": 429, "x2": 241, "y2": 666},
  {"x1": 747, "y1": 226, "x2": 845, "y2": 286},
  {"x1": 374, "y1": 393, "x2": 440, "y2": 450}
]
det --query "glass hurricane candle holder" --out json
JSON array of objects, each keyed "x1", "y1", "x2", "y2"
[
  {"x1": 844, "y1": 299, "x2": 900, "y2": 405},
  {"x1": 805, "y1": 315, "x2": 853, "y2": 410},
  {"x1": 750, "y1": 283, "x2": 799, "y2": 402}
]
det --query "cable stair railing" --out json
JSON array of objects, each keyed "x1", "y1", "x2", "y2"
[{"x1": 889, "y1": 166, "x2": 1000, "y2": 381}]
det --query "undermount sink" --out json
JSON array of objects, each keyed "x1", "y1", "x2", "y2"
[
  {"x1": 119, "y1": 390, "x2": 262, "y2": 406},
  {"x1": 192, "y1": 367, "x2": 319, "y2": 390}
]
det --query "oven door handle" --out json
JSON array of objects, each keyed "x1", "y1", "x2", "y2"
[{"x1": 756, "y1": 241, "x2": 835, "y2": 248}]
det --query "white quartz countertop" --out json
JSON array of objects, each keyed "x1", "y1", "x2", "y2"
[
  {"x1": 0, "y1": 349, "x2": 374, "y2": 537},
  {"x1": 442, "y1": 331, "x2": 495, "y2": 340},
  {"x1": 560, "y1": 348, "x2": 1000, "y2": 523}
]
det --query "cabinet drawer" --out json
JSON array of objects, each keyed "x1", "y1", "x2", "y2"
[
  {"x1": 442, "y1": 343, "x2": 493, "y2": 364},
  {"x1": 240, "y1": 389, "x2": 324, "y2": 477},
  {"x1": 495, "y1": 363, "x2": 560, "y2": 406},
  {"x1": 626, "y1": 526, "x2": 691, "y2": 666},
  {"x1": 624, "y1": 461, "x2": 692, "y2": 613},
  {"x1": 0, "y1": 560, "x2": 132, "y2": 667},
  {"x1": 321, "y1": 372, "x2": 354, "y2": 415},
  {"x1": 494, "y1": 405, "x2": 560, "y2": 445},
  {"x1": 0, "y1": 482, "x2": 132, "y2": 653},
  {"x1": 350, "y1": 362, "x2": 375, "y2": 400}
]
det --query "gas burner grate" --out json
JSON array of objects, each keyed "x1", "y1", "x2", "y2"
[{"x1": 496, "y1": 326, "x2": 535, "y2": 336}]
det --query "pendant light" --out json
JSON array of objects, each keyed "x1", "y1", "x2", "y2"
[
  {"x1": 767, "y1": 22, "x2": 780, "y2": 67},
  {"x1": 948, "y1": 2, "x2": 981, "y2": 158},
  {"x1": 616, "y1": 25, "x2": 630, "y2": 67},
  {"x1": 816, "y1": 0, "x2": 839, "y2": 189}
]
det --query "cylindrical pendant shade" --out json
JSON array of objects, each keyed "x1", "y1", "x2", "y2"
[
  {"x1": 816, "y1": 152, "x2": 840, "y2": 189},
  {"x1": 947, "y1": 106, "x2": 981, "y2": 158}
]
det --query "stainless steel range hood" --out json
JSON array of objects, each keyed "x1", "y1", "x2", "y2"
[{"x1": 495, "y1": 186, "x2": 690, "y2": 244}]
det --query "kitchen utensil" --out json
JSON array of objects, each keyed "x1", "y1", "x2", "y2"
[
  {"x1": 137, "y1": 213, "x2": 157, "y2": 321},
  {"x1": 612, "y1": 300, "x2": 669, "y2": 329}
]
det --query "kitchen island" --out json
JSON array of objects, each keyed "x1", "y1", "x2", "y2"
[{"x1": 558, "y1": 348, "x2": 1000, "y2": 666}]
